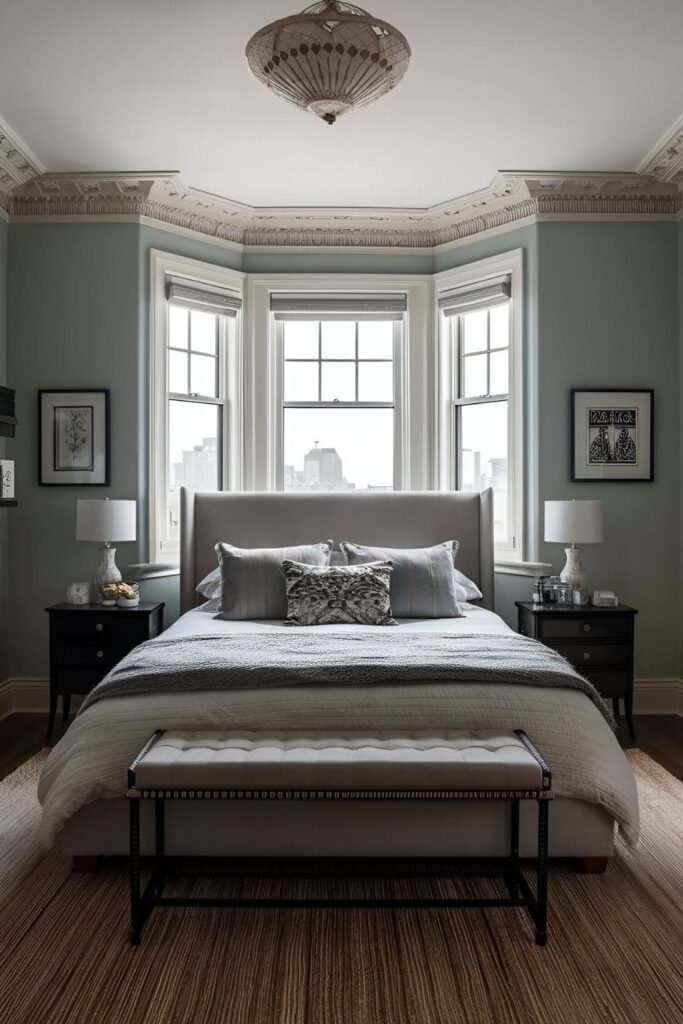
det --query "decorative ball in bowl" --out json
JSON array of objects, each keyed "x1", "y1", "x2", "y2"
[
  {"x1": 99, "y1": 583, "x2": 120, "y2": 606},
  {"x1": 117, "y1": 582, "x2": 140, "y2": 608}
]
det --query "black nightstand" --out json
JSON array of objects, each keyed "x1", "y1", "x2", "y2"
[
  {"x1": 46, "y1": 602, "x2": 164, "y2": 742},
  {"x1": 515, "y1": 601, "x2": 638, "y2": 738}
]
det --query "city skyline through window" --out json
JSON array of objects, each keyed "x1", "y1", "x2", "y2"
[
  {"x1": 282, "y1": 318, "x2": 396, "y2": 492},
  {"x1": 454, "y1": 305, "x2": 510, "y2": 544}
]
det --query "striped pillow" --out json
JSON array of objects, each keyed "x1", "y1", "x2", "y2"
[
  {"x1": 214, "y1": 541, "x2": 332, "y2": 619},
  {"x1": 340, "y1": 540, "x2": 462, "y2": 619}
]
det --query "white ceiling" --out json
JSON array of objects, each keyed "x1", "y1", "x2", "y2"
[{"x1": 1, "y1": 0, "x2": 682, "y2": 208}]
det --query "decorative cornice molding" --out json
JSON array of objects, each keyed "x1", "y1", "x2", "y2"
[
  {"x1": 638, "y1": 113, "x2": 683, "y2": 185},
  {"x1": 0, "y1": 115, "x2": 44, "y2": 210},
  {"x1": 6, "y1": 168, "x2": 681, "y2": 249}
]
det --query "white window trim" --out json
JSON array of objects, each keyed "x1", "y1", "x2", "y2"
[
  {"x1": 149, "y1": 249, "x2": 245, "y2": 564},
  {"x1": 244, "y1": 274, "x2": 433, "y2": 492},
  {"x1": 434, "y1": 248, "x2": 525, "y2": 564}
]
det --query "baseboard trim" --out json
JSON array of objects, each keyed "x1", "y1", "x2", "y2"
[
  {"x1": 633, "y1": 678, "x2": 683, "y2": 716},
  {"x1": 1, "y1": 676, "x2": 682, "y2": 719},
  {"x1": 0, "y1": 678, "x2": 50, "y2": 720}
]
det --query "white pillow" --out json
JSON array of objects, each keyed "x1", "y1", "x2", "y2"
[
  {"x1": 196, "y1": 567, "x2": 221, "y2": 602},
  {"x1": 453, "y1": 568, "x2": 483, "y2": 602}
]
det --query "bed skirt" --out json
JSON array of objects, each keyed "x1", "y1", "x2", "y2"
[{"x1": 60, "y1": 796, "x2": 614, "y2": 858}]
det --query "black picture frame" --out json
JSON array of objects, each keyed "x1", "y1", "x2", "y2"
[
  {"x1": 38, "y1": 389, "x2": 111, "y2": 486},
  {"x1": 570, "y1": 388, "x2": 654, "y2": 482}
]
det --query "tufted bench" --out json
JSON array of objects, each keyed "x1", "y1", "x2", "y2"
[{"x1": 127, "y1": 729, "x2": 553, "y2": 946}]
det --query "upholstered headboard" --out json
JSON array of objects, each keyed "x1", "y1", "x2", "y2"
[{"x1": 180, "y1": 488, "x2": 494, "y2": 614}]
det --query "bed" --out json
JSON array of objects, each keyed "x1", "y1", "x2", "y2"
[{"x1": 39, "y1": 489, "x2": 639, "y2": 860}]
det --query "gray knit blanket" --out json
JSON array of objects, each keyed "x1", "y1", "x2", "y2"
[{"x1": 79, "y1": 631, "x2": 612, "y2": 721}]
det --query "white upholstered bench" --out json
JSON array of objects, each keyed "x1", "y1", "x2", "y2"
[{"x1": 127, "y1": 729, "x2": 553, "y2": 946}]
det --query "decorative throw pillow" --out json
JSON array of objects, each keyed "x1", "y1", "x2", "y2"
[
  {"x1": 281, "y1": 560, "x2": 396, "y2": 626},
  {"x1": 340, "y1": 541, "x2": 463, "y2": 618},
  {"x1": 213, "y1": 541, "x2": 333, "y2": 619}
]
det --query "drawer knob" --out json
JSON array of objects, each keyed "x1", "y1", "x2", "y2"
[
  {"x1": 96, "y1": 650, "x2": 104, "y2": 659},
  {"x1": 582, "y1": 623, "x2": 591, "y2": 633},
  {"x1": 582, "y1": 651, "x2": 591, "y2": 661},
  {"x1": 95, "y1": 623, "x2": 104, "y2": 632}
]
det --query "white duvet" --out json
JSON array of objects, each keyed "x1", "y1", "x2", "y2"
[{"x1": 38, "y1": 607, "x2": 639, "y2": 846}]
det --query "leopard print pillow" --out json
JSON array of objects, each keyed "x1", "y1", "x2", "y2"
[{"x1": 281, "y1": 560, "x2": 397, "y2": 626}]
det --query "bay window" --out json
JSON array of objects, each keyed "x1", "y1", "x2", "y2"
[
  {"x1": 436, "y1": 250, "x2": 524, "y2": 563},
  {"x1": 272, "y1": 294, "x2": 406, "y2": 491},
  {"x1": 150, "y1": 252, "x2": 244, "y2": 563}
]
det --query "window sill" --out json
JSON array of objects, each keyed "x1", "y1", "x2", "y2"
[
  {"x1": 494, "y1": 560, "x2": 553, "y2": 578},
  {"x1": 127, "y1": 563, "x2": 180, "y2": 580}
]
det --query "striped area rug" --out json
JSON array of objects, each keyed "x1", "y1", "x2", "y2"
[{"x1": 0, "y1": 749, "x2": 681, "y2": 1024}]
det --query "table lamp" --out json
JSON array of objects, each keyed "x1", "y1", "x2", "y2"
[
  {"x1": 76, "y1": 498, "x2": 136, "y2": 600},
  {"x1": 544, "y1": 499, "x2": 603, "y2": 605}
]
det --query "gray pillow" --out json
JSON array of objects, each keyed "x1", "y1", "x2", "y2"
[
  {"x1": 214, "y1": 541, "x2": 332, "y2": 619},
  {"x1": 281, "y1": 560, "x2": 396, "y2": 626},
  {"x1": 340, "y1": 540, "x2": 462, "y2": 618}
]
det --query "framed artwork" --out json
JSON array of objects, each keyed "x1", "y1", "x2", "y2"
[
  {"x1": 571, "y1": 389, "x2": 653, "y2": 482},
  {"x1": 39, "y1": 389, "x2": 110, "y2": 486}
]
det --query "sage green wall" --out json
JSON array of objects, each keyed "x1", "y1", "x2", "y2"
[
  {"x1": 679, "y1": 219, "x2": 683, "y2": 677},
  {"x1": 535, "y1": 222, "x2": 679, "y2": 678},
  {"x1": 7, "y1": 223, "x2": 142, "y2": 677},
  {"x1": 0, "y1": 216, "x2": 8, "y2": 681},
  {"x1": 4, "y1": 218, "x2": 681, "y2": 679}
]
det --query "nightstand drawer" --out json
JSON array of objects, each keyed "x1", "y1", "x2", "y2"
[
  {"x1": 53, "y1": 613, "x2": 153, "y2": 642},
  {"x1": 54, "y1": 640, "x2": 134, "y2": 669},
  {"x1": 541, "y1": 617, "x2": 630, "y2": 641},
  {"x1": 551, "y1": 642, "x2": 629, "y2": 669}
]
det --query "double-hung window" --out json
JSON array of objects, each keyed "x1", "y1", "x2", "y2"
[
  {"x1": 438, "y1": 251, "x2": 523, "y2": 562},
  {"x1": 150, "y1": 255, "x2": 243, "y2": 562},
  {"x1": 272, "y1": 294, "x2": 406, "y2": 491}
]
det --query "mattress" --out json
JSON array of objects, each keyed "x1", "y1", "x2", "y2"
[{"x1": 38, "y1": 606, "x2": 640, "y2": 849}]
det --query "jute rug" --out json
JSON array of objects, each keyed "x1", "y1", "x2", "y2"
[{"x1": 0, "y1": 749, "x2": 681, "y2": 1024}]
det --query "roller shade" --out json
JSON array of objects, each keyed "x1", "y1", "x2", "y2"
[
  {"x1": 271, "y1": 293, "x2": 407, "y2": 321},
  {"x1": 438, "y1": 276, "x2": 511, "y2": 317},
  {"x1": 167, "y1": 277, "x2": 242, "y2": 317}
]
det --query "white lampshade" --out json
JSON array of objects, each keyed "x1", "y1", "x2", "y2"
[
  {"x1": 544, "y1": 499, "x2": 603, "y2": 545},
  {"x1": 76, "y1": 499, "x2": 136, "y2": 543}
]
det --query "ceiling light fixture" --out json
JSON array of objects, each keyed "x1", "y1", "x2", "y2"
[{"x1": 245, "y1": 1, "x2": 411, "y2": 125}]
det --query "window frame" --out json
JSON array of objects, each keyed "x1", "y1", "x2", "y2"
[
  {"x1": 246, "y1": 275, "x2": 433, "y2": 492},
  {"x1": 435, "y1": 249, "x2": 524, "y2": 564},
  {"x1": 149, "y1": 250, "x2": 245, "y2": 564},
  {"x1": 277, "y1": 316, "x2": 403, "y2": 491}
]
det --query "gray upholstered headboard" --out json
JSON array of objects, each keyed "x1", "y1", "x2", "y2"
[{"x1": 180, "y1": 488, "x2": 494, "y2": 614}]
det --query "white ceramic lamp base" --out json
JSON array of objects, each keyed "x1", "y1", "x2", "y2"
[
  {"x1": 560, "y1": 546, "x2": 589, "y2": 605},
  {"x1": 93, "y1": 544, "x2": 122, "y2": 602}
]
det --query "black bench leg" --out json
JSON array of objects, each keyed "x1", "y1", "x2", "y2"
[
  {"x1": 507, "y1": 799, "x2": 520, "y2": 899},
  {"x1": 130, "y1": 796, "x2": 143, "y2": 946},
  {"x1": 535, "y1": 798, "x2": 549, "y2": 946},
  {"x1": 155, "y1": 797, "x2": 166, "y2": 897}
]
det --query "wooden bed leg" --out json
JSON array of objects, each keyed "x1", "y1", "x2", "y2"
[
  {"x1": 576, "y1": 857, "x2": 608, "y2": 874},
  {"x1": 72, "y1": 855, "x2": 100, "y2": 873}
]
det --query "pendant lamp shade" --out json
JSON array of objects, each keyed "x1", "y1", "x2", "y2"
[{"x1": 245, "y1": 2, "x2": 411, "y2": 124}]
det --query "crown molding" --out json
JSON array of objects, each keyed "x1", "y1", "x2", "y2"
[
  {"x1": 638, "y1": 112, "x2": 683, "y2": 185},
  {"x1": 0, "y1": 115, "x2": 44, "y2": 211},
  {"x1": 6, "y1": 168, "x2": 681, "y2": 249}
]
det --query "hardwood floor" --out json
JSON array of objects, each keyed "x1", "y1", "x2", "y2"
[
  {"x1": 0, "y1": 713, "x2": 74, "y2": 782},
  {"x1": 0, "y1": 711, "x2": 681, "y2": 782}
]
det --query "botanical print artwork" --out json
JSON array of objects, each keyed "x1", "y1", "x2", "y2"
[
  {"x1": 587, "y1": 408, "x2": 638, "y2": 466},
  {"x1": 40, "y1": 389, "x2": 109, "y2": 485},
  {"x1": 54, "y1": 405, "x2": 94, "y2": 471}
]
